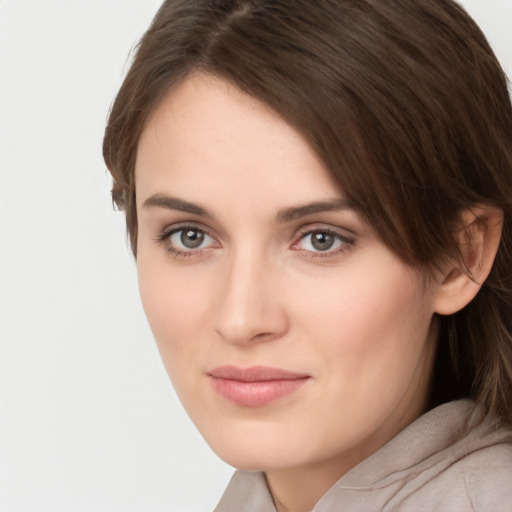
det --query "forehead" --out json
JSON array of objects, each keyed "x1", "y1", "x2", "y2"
[{"x1": 135, "y1": 73, "x2": 343, "y2": 211}]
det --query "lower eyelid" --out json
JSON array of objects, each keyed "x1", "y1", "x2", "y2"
[{"x1": 298, "y1": 242, "x2": 353, "y2": 261}]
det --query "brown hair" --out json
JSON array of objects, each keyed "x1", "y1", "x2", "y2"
[{"x1": 103, "y1": 0, "x2": 512, "y2": 422}]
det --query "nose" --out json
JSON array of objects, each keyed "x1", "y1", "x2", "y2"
[{"x1": 214, "y1": 249, "x2": 289, "y2": 345}]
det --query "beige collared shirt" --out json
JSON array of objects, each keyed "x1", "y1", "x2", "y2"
[{"x1": 214, "y1": 400, "x2": 512, "y2": 511}]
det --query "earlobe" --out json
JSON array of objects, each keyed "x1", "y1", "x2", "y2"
[{"x1": 434, "y1": 206, "x2": 503, "y2": 316}]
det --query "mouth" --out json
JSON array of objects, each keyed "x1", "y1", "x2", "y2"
[{"x1": 208, "y1": 365, "x2": 311, "y2": 407}]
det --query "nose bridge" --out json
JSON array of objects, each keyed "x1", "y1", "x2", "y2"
[{"x1": 214, "y1": 244, "x2": 287, "y2": 344}]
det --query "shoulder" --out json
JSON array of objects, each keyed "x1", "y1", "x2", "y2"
[
  {"x1": 401, "y1": 445, "x2": 512, "y2": 510},
  {"x1": 395, "y1": 407, "x2": 512, "y2": 512},
  {"x1": 325, "y1": 400, "x2": 512, "y2": 512},
  {"x1": 434, "y1": 442, "x2": 512, "y2": 511}
]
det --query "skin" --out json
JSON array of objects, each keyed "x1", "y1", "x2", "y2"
[{"x1": 135, "y1": 73, "x2": 445, "y2": 511}]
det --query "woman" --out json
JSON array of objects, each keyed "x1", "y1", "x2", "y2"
[{"x1": 103, "y1": 0, "x2": 512, "y2": 510}]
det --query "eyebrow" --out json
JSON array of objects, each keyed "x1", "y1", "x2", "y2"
[
  {"x1": 142, "y1": 194, "x2": 215, "y2": 218},
  {"x1": 142, "y1": 194, "x2": 353, "y2": 222},
  {"x1": 275, "y1": 198, "x2": 354, "y2": 223}
]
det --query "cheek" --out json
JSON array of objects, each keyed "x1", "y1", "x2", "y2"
[
  {"x1": 299, "y1": 264, "x2": 424, "y2": 335},
  {"x1": 287, "y1": 264, "x2": 435, "y2": 451},
  {"x1": 137, "y1": 263, "x2": 219, "y2": 415},
  {"x1": 137, "y1": 258, "x2": 212, "y2": 370},
  {"x1": 297, "y1": 259, "x2": 433, "y2": 385}
]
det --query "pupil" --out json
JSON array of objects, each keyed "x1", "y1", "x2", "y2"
[
  {"x1": 311, "y1": 232, "x2": 334, "y2": 251},
  {"x1": 181, "y1": 229, "x2": 204, "y2": 249}
]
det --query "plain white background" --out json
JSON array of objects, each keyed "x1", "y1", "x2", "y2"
[{"x1": 0, "y1": 1, "x2": 511, "y2": 511}]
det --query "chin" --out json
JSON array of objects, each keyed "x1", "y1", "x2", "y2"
[
  {"x1": 199, "y1": 421, "x2": 321, "y2": 472},
  {"x1": 212, "y1": 444, "x2": 299, "y2": 472}
]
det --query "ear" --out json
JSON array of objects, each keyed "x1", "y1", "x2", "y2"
[{"x1": 434, "y1": 206, "x2": 503, "y2": 316}]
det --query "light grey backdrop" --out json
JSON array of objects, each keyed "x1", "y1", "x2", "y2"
[{"x1": 0, "y1": 1, "x2": 511, "y2": 511}]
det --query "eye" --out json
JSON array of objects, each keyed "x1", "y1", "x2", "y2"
[
  {"x1": 158, "y1": 225, "x2": 218, "y2": 255},
  {"x1": 170, "y1": 228, "x2": 212, "y2": 250},
  {"x1": 292, "y1": 228, "x2": 353, "y2": 255}
]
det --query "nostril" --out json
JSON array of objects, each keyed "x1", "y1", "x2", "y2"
[{"x1": 251, "y1": 332, "x2": 273, "y2": 342}]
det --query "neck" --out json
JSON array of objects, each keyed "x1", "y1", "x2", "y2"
[{"x1": 265, "y1": 451, "x2": 364, "y2": 512}]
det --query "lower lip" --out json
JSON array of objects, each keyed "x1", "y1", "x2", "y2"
[{"x1": 209, "y1": 377, "x2": 309, "y2": 407}]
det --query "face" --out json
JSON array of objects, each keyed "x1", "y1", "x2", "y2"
[{"x1": 135, "y1": 73, "x2": 440, "y2": 475}]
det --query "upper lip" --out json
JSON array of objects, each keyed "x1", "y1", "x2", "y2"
[{"x1": 208, "y1": 365, "x2": 310, "y2": 382}]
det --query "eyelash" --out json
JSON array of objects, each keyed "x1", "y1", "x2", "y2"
[{"x1": 155, "y1": 224, "x2": 355, "y2": 260}]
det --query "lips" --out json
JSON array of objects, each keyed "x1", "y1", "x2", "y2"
[{"x1": 208, "y1": 365, "x2": 310, "y2": 407}]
